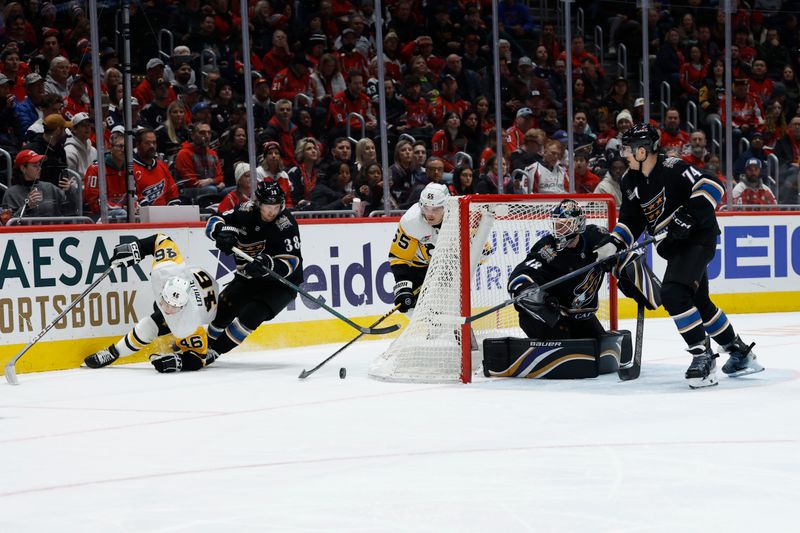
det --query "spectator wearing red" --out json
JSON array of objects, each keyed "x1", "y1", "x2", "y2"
[
  {"x1": 720, "y1": 78, "x2": 764, "y2": 133},
  {"x1": 370, "y1": 31, "x2": 403, "y2": 82},
  {"x1": 728, "y1": 45, "x2": 752, "y2": 80},
  {"x1": 398, "y1": 76, "x2": 434, "y2": 138},
  {"x1": 1, "y1": 47, "x2": 30, "y2": 102},
  {"x1": 682, "y1": 130, "x2": 708, "y2": 169},
  {"x1": 430, "y1": 75, "x2": 470, "y2": 128},
  {"x1": 331, "y1": 0, "x2": 355, "y2": 18},
  {"x1": 63, "y1": 75, "x2": 90, "y2": 121},
  {"x1": 431, "y1": 111, "x2": 467, "y2": 172},
  {"x1": 748, "y1": 59, "x2": 775, "y2": 103},
  {"x1": 218, "y1": 162, "x2": 254, "y2": 214},
  {"x1": 38, "y1": 28, "x2": 69, "y2": 68},
  {"x1": 84, "y1": 131, "x2": 128, "y2": 215},
  {"x1": 526, "y1": 139, "x2": 569, "y2": 193},
  {"x1": 257, "y1": 141, "x2": 293, "y2": 208},
  {"x1": 271, "y1": 54, "x2": 316, "y2": 102},
  {"x1": 732, "y1": 158, "x2": 776, "y2": 208},
  {"x1": 679, "y1": 44, "x2": 709, "y2": 100},
  {"x1": 660, "y1": 108, "x2": 690, "y2": 152},
  {"x1": 132, "y1": 128, "x2": 180, "y2": 206},
  {"x1": 174, "y1": 121, "x2": 225, "y2": 198},
  {"x1": 401, "y1": 35, "x2": 445, "y2": 78},
  {"x1": 558, "y1": 34, "x2": 604, "y2": 78},
  {"x1": 733, "y1": 27, "x2": 757, "y2": 65},
  {"x1": 505, "y1": 107, "x2": 535, "y2": 153},
  {"x1": 133, "y1": 58, "x2": 177, "y2": 108},
  {"x1": 328, "y1": 71, "x2": 375, "y2": 139},
  {"x1": 288, "y1": 137, "x2": 322, "y2": 209},
  {"x1": 262, "y1": 30, "x2": 292, "y2": 80},
  {"x1": 573, "y1": 151, "x2": 600, "y2": 193},
  {"x1": 261, "y1": 99, "x2": 299, "y2": 168},
  {"x1": 337, "y1": 28, "x2": 369, "y2": 81}
]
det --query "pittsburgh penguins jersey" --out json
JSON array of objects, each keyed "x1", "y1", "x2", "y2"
[
  {"x1": 205, "y1": 201, "x2": 303, "y2": 284},
  {"x1": 389, "y1": 203, "x2": 440, "y2": 287},
  {"x1": 508, "y1": 225, "x2": 609, "y2": 319},
  {"x1": 145, "y1": 234, "x2": 219, "y2": 340},
  {"x1": 611, "y1": 155, "x2": 724, "y2": 256}
]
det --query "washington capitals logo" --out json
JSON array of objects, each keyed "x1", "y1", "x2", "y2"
[
  {"x1": 641, "y1": 188, "x2": 666, "y2": 226},
  {"x1": 572, "y1": 269, "x2": 603, "y2": 309}
]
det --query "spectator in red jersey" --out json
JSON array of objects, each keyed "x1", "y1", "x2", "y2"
[
  {"x1": 558, "y1": 34, "x2": 604, "y2": 78},
  {"x1": 733, "y1": 27, "x2": 757, "y2": 65},
  {"x1": 174, "y1": 121, "x2": 225, "y2": 199},
  {"x1": 262, "y1": 30, "x2": 292, "y2": 81},
  {"x1": 328, "y1": 70, "x2": 375, "y2": 143},
  {"x1": 132, "y1": 128, "x2": 180, "y2": 206},
  {"x1": 398, "y1": 76, "x2": 434, "y2": 141},
  {"x1": 336, "y1": 28, "x2": 369, "y2": 81},
  {"x1": 133, "y1": 58, "x2": 177, "y2": 108},
  {"x1": 682, "y1": 130, "x2": 708, "y2": 169},
  {"x1": 430, "y1": 75, "x2": 470, "y2": 127},
  {"x1": 271, "y1": 54, "x2": 316, "y2": 103},
  {"x1": 260, "y1": 99, "x2": 299, "y2": 168},
  {"x1": 720, "y1": 79, "x2": 764, "y2": 147},
  {"x1": 401, "y1": 35, "x2": 445, "y2": 78},
  {"x1": 257, "y1": 140, "x2": 293, "y2": 208},
  {"x1": 573, "y1": 151, "x2": 601, "y2": 193},
  {"x1": 2, "y1": 47, "x2": 28, "y2": 103},
  {"x1": 660, "y1": 108, "x2": 690, "y2": 153},
  {"x1": 63, "y1": 75, "x2": 91, "y2": 121},
  {"x1": 748, "y1": 59, "x2": 775, "y2": 104},
  {"x1": 84, "y1": 130, "x2": 128, "y2": 217},
  {"x1": 217, "y1": 162, "x2": 254, "y2": 214},
  {"x1": 732, "y1": 158, "x2": 776, "y2": 208},
  {"x1": 679, "y1": 44, "x2": 709, "y2": 102},
  {"x1": 431, "y1": 111, "x2": 466, "y2": 172},
  {"x1": 370, "y1": 31, "x2": 403, "y2": 82},
  {"x1": 505, "y1": 107, "x2": 535, "y2": 153}
]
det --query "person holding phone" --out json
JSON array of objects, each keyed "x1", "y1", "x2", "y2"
[{"x1": 0, "y1": 149, "x2": 76, "y2": 218}]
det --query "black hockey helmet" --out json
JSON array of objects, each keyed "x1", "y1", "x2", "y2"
[
  {"x1": 620, "y1": 122, "x2": 660, "y2": 153},
  {"x1": 551, "y1": 199, "x2": 586, "y2": 250},
  {"x1": 255, "y1": 180, "x2": 285, "y2": 209}
]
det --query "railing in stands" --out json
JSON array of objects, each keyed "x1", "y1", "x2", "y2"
[
  {"x1": 710, "y1": 117, "x2": 723, "y2": 156},
  {"x1": 0, "y1": 147, "x2": 12, "y2": 185},
  {"x1": 199, "y1": 49, "x2": 217, "y2": 92},
  {"x1": 593, "y1": 26, "x2": 604, "y2": 69},
  {"x1": 291, "y1": 210, "x2": 357, "y2": 219},
  {"x1": 368, "y1": 209, "x2": 405, "y2": 217},
  {"x1": 686, "y1": 101, "x2": 698, "y2": 133},
  {"x1": 512, "y1": 169, "x2": 534, "y2": 193},
  {"x1": 617, "y1": 43, "x2": 627, "y2": 79},
  {"x1": 7, "y1": 216, "x2": 95, "y2": 226},
  {"x1": 158, "y1": 29, "x2": 174, "y2": 62},
  {"x1": 454, "y1": 151, "x2": 473, "y2": 169},
  {"x1": 294, "y1": 93, "x2": 313, "y2": 110},
  {"x1": 660, "y1": 81, "x2": 671, "y2": 121},
  {"x1": 398, "y1": 133, "x2": 416, "y2": 144},
  {"x1": 346, "y1": 112, "x2": 366, "y2": 143}
]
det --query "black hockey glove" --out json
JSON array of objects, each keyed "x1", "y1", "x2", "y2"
[
  {"x1": 150, "y1": 353, "x2": 183, "y2": 373},
  {"x1": 393, "y1": 280, "x2": 416, "y2": 312},
  {"x1": 515, "y1": 286, "x2": 560, "y2": 327},
  {"x1": 668, "y1": 207, "x2": 696, "y2": 241},
  {"x1": 244, "y1": 253, "x2": 274, "y2": 278},
  {"x1": 214, "y1": 225, "x2": 239, "y2": 254},
  {"x1": 593, "y1": 235, "x2": 625, "y2": 272},
  {"x1": 110, "y1": 241, "x2": 142, "y2": 268}
]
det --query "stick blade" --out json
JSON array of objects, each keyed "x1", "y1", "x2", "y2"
[
  {"x1": 364, "y1": 323, "x2": 401, "y2": 335},
  {"x1": 5, "y1": 363, "x2": 19, "y2": 386},
  {"x1": 618, "y1": 360, "x2": 641, "y2": 381},
  {"x1": 298, "y1": 369, "x2": 311, "y2": 379}
]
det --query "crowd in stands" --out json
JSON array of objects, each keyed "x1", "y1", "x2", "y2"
[{"x1": 2, "y1": 0, "x2": 800, "y2": 225}]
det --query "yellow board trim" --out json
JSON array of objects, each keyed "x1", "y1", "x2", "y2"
[
  {"x1": 0, "y1": 313, "x2": 409, "y2": 375},
  {"x1": 616, "y1": 291, "x2": 800, "y2": 319}
]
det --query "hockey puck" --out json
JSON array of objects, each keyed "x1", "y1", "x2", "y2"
[{"x1": 339, "y1": 367, "x2": 347, "y2": 379}]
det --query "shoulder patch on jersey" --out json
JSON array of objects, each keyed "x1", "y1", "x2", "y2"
[
  {"x1": 275, "y1": 215, "x2": 292, "y2": 231},
  {"x1": 239, "y1": 201, "x2": 255, "y2": 212},
  {"x1": 662, "y1": 157, "x2": 682, "y2": 168},
  {"x1": 627, "y1": 187, "x2": 638, "y2": 201},
  {"x1": 538, "y1": 243, "x2": 557, "y2": 263}
]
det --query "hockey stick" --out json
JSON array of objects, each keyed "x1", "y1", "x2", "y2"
[
  {"x1": 5, "y1": 266, "x2": 114, "y2": 385},
  {"x1": 231, "y1": 247, "x2": 400, "y2": 335},
  {"x1": 618, "y1": 302, "x2": 645, "y2": 380},
  {"x1": 465, "y1": 234, "x2": 663, "y2": 325}
]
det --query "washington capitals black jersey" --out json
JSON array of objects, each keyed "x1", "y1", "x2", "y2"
[
  {"x1": 206, "y1": 202, "x2": 303, "y2": 284},
  {"x1": 612, "y1": 155, "x2": 724, "y2": 256},
  {"x1": 508, "y1": 225, "x2": 609, "y2": 319}
]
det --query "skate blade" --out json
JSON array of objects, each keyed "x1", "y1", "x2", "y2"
[
  {"x1": 724, "y1": 364, "x2": 765, "y2": 378},
  {"x1": 687, "y1": 374, "x2": 719, "y2": 389}
]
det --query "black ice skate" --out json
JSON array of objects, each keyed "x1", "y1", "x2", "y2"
[
  {"x1": 685, "y1": 340, "x2": 718, "y2": 389},
  {"x1": 721, "y1": 335, "x2": 764, "y2": 377},
  {"x1": 84, "y1": 345, "x2": 120, "y2": 369}
]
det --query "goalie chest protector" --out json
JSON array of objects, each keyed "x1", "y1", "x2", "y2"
[{"x1": 483, "y1": 335, "x2": 628, "y2": 379}]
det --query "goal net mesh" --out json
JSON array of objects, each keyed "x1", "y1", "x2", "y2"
[{"x1": 369, "y1": 195, "x2": 615, "y2": 384}]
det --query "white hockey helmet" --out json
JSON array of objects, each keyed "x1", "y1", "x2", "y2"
[
  {"x1": 419, "y1": 182, "x2": 449, "y2": 209},
  {"x1": 160, "y1": 276, "x2": 191, "y2": 314}
]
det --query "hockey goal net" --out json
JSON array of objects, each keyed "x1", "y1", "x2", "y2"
[{"x1": 369, "y1": 194, "x2": 618, "y2": 384}]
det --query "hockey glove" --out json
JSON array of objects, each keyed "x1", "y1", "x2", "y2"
[
  {"x1": 668, "y1": 207, "x2": 696, "y2": 241},
  {"x1": 593, "y1": 236, "x2": 625, "y2": 272},
  {"x1": 243, "y1": 253, "x2": 274, "y2": 278},
  {"x1": 516, "y1": 284, "x2": 545, "y2": 306},
  {"x1": 393, "y1": 280, "x2": 417, "y2": 312},
  {"x1": 214, "y1": 225, "x2": 239, "y2": 254},
  {"x1": 515, "y1": 291, "x2": 560, "y2": 328},
  {"x1": 150, "y1": 353, "x2": 183, "y2": 373},
  {"x1": 110, "y1": 241, "x2": 142, "y2": 268}
]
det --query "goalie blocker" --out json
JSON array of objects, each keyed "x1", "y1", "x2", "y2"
[{"x1": 483, "y1": 332, "x2": 632, "y2": 379}]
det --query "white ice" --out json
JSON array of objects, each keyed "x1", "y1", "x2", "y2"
[{"x1": 1, "y1": 312, "x2": 798, "y2": 532}]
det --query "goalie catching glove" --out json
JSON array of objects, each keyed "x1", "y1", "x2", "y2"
[
  {"x1": 110, "y1": 241, "x2": 142, "y2": 268},
  {"x1": 393, "y1": 280, "x2": 417, "y2": 312},
  {"x1": 213, "y1": 225, "x2": 239, "y2": 254},
  {"x1": 513, "y1": 284, "x2": 560, "y2": 327}
]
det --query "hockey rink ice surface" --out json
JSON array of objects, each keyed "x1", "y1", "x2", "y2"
[{"x1": 1, "y1": 312, "x2": 798, "y2": 532}]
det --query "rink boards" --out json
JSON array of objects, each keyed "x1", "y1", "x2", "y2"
[{"x1": 1, "y1": 212, "x2": 799, "y2": 374}]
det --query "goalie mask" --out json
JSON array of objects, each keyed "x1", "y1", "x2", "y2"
[
  {"x1": 551, "y1": 199, "x2": 586, "y2": 250},
  {"x1": 160, "y1": 276, "x2": 192, "y2": 315}
]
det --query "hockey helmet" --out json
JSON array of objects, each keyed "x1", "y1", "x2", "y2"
[
  {"x1": 551, "y1": 199, "x2": 586, "y2": 250},
  {"x1": 255, "y1": 180, "x2": 285, "y2": 210},
  {"x1": 161, "y1": 276, "x2": 191, "y2": 314},
  {"x1": 419, "y1": 182, "x2": 450, "y2": 209},
  {"x1": 620, "y1": 122, "x2": 660, "y2": 155}
]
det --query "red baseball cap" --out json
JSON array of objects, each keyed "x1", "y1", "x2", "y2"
[{"x1": 15, "y1": 149, "x2": 45, "y2": 168}]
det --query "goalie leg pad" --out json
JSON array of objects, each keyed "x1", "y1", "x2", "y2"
[
  {"x1": 599, "y1": 330, "x2": 631, "y2": 374},
  {"x1": 482, "y1": 337, "x2": 602, "y2": 379}
]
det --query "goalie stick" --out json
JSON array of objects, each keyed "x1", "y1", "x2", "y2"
[
  {"x1": 5, "y1": 266, "x2": 114, "y2": 385},
  {"x1": 464, "y1": 233, "x2": 664, "y2": 325},
  {"x1": 618, "y1": 302, "x2": 645, "y2": 380},
  {"x1": 231, "y1": 247, "x2": 400, "y2": 336}
]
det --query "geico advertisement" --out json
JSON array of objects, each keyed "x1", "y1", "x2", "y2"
[{"x1": 0, "y1": 222, "x2": 399, "y2": 344}]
